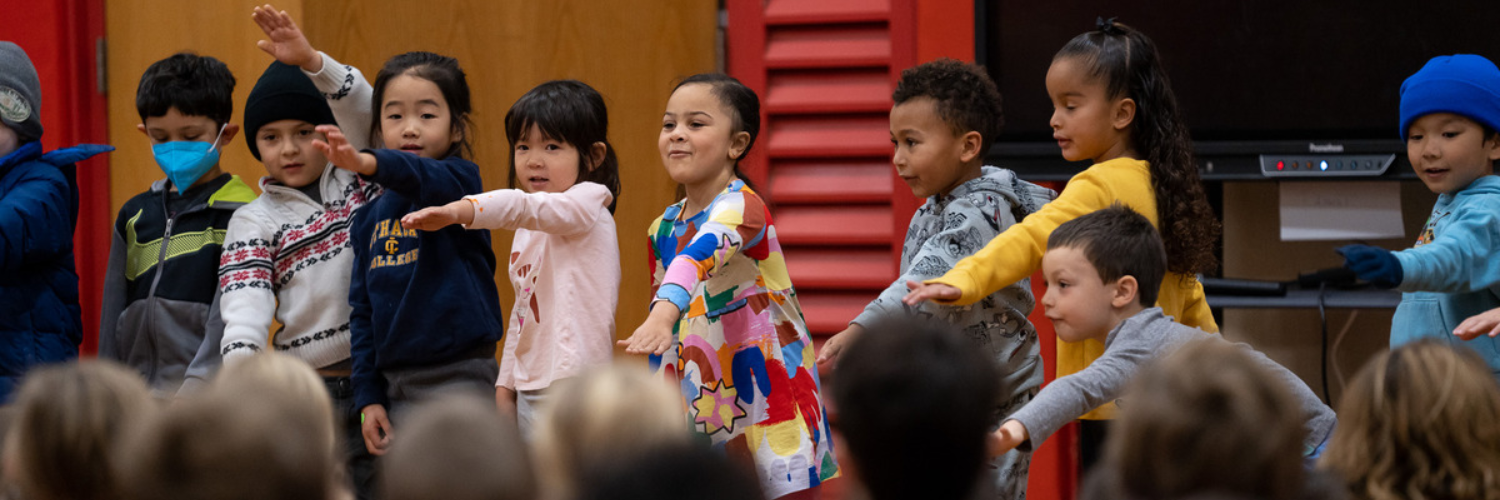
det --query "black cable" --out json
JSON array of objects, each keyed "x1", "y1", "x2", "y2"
[{"x1": 1318, "y1": 281, "x2": 1330, "y2": 404}]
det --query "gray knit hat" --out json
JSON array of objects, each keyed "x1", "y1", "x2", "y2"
[{"x1": 0, "y1": 42, "x2": 41, "y2": 142}]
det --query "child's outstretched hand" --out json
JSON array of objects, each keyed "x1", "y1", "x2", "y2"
[
  {"x1": 402, "y1": 200, "x2": 475, "y2": 231},
  {"x1": 619, "y1": 301, "x2": 678, "y2": 355},
  {"x1": 360, "y1": 404, "x2": 394, "y2": 456},
  {"x1": 251, "y1": 4, "x2": 322, "y2": 72},
  {"x1": 1337, "y1": 244, "x2": 1403, "y2": 289},
  {"x1": 1455, "y1": 307, "x2": 1500, "y2": 341},
  {"x1": 902, "y1": 280, "x2": 961, "y2": 305},
  {"x1": 815, "y1": 323, "x2": 864, "y2": 369},
  {"x1": 312, "y1": 125, "x2": 377, "y2": 176},
  {"x1": 990, "y1": 419, "x2": 1029, "y2": 458}
]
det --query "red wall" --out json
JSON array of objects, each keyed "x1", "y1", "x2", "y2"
[{"x1": 5, "y1": 0, "x2": 111, "y2": 355}]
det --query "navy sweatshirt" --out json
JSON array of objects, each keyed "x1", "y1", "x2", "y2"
[{"x1": 348, "y1": 149, "x2": 504, "y2": 410}]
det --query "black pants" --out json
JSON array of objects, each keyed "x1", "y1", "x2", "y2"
[
  {"x1": 327, "y1": 376, "x2": 377, "y2": 500},
  {"x1": 1079, "y1": 419, "x2": 1111, "y2": 475}
]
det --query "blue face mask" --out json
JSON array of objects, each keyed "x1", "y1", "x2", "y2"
[{"x1": 152, "y1": 124, "x2": 226, "y2": 193}]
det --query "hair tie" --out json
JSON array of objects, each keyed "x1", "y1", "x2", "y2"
[{"x1": 1095, "y1": 16, "x2": 1123, "y2": 35}]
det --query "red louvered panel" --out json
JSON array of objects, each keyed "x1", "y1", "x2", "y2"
[
  {"x1": 783, "y1": 248, "x2": 894, "y2": 290},
  {"x1": 795, "y1": 291, "x2": 878, "y2": 334},
  {"x1": 764, "y1": 26, "x2": 891, "y2": 69},
  {"x1": 769, "y1": 160, "x2": 892, "y2": 204},
  {"x1": 765, "y1": 116, "x2": 890, "y2": 158},
  {"x1": 765, "y1": 69, "x2": 893, "y2": 114},
  {"x1": 764, "y1": 0, "x2": 890, "y2": 25},
  {"x1": 774, "y1": 206, "x2": 892, "y2": 245}
]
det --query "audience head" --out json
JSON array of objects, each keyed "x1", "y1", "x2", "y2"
[
  {"x1": 532, "y1": 363, "x2": 689, "y2": 500},
  {"x1": 574, "y1": 443, "x2": 763, "y2": 500},
  {"x1": 1087, "y1": 339, "x2": 1308, "y2": 500},
  {"x1": 3, "y1": 360, "x2": 155, "y2": 500},
  {"x1": 117, "y1": 384, "x2": 341, "y2": 500},
  {"x1": 1320, "y1": 339, "x2": 1500, "y2": 500},
  {"x1": 832, "y1": 318, "x2": 1000, "y2": 500},
  {"x1": 212, "y1": 352, "x2": 335, "y2": 450},
  {"x1": 382, "y1": 393, "x2": 534, "y2": 500}
]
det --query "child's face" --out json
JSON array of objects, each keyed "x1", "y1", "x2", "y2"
[
  {"x1": 1046, "y1": 56, "x2": 1132, "y2": 163},
  {"x1": 138, "y1": 107, "x2": 231, "y2": 146},
  {"x1": 255, "y1": 119, "x2": 328, "y2": 189},
  {"x1": 0, "y1": 122, "x2": 16, "y2": 158},
  {"x1": 380, "y1": 74, "x2": 459, "y2": 159},
  {"x1": 659, "y1": 83, "x2": 748, "y2": 188},
  {"x1": 513, "y1": 124, "x2": 581, "y2": 194},
  {"x1": 890, "y1": 97, "x2": 981, "y2": 198},
  {"x1": 1406, "y1": 113, "x2": 1500, "y2": 195},
  {"x1": 1041, "y1": 246, "x2": 1127, "y2": 343}
]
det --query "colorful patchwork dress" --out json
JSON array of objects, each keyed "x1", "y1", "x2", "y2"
[{"x1": 647, "y1": 180, "x2": 838, "y2": 498}]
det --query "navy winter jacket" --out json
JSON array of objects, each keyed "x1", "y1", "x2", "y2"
[{"x1": 0, "y1": 141, "x2": 112, "y2": 402}]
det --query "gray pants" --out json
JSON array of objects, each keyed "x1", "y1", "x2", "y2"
[
  {"x1": 382, "y1": 346, "x2": 500, "y2": 422},
  {"x1": 515, "y1": 388, "x2": 546, "y2": 439},
  {"x1": 986, "y1": 387, "x2": 1037, "y2": 500}
]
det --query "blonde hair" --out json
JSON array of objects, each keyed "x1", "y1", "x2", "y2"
[
  {"x1": 212, "y1": 352, "x2": 336, "y2": 452},
  {"x1": 1319, "y1": 340, "x2": 1500, "y2": 500},
  {"x1": 1096, "y1": 339, "x2": 1307, "y2": 500},
  {"x1": 382, "y1": 394, "x2": 535, "y2": 500},
  {"x1": 116, "y1": 386, "x2": 341, "y2": 500},
  {"x1": 3, "y1": 360, "x2": 156, "y2": 500},
  {"x1": 531, "y1": 363, "x2": 691, "y2": 500}
]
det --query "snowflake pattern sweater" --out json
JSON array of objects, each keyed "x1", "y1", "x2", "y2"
[{"x1": 216, "y1": 53, "x2": 377, "y2": 368}]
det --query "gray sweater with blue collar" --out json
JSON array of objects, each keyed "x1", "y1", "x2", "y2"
[{"x1": 1008, "y1": 307, "x2": 1337, "y2": 454}]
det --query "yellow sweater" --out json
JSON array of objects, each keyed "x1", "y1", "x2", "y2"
[{"x1": 927, "y1": 157, "x2": 1218, "y2": 419}]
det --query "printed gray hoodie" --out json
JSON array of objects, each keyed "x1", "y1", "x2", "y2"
[{"x1": 852, "y1": 166, "x2": 1055, "y2": 409}]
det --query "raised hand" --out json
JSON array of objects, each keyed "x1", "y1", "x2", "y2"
[
  {"x1": 251, "y1": 4, "x2": 321, "y2": 72},
  {"x1": 312, "y1": 125, "x2": 376, "y2": 175}
]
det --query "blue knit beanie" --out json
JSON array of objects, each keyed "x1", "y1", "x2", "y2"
[{"x1": 1400, "y1": 54, "x2": 1500, "y2": 138}]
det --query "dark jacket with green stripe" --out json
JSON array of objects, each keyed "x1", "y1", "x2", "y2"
[{"x1": 98, "y1": 173, "x2": 255, "y2": 395}]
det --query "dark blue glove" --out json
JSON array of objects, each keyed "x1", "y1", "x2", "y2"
[{"x1": 1337, "y1": 244, "x2": 1402, "y2": 288}]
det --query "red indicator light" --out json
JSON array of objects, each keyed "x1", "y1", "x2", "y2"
[{"x1": 1277, "y1": 160, "x2": 1284, "y2": 171}]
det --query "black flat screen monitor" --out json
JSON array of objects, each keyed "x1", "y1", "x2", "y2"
[{"x1": 980, "y1": 0, "x2": 1500, "y2": 167}]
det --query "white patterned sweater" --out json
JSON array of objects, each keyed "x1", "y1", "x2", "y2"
[{"x1": 217, "y1": 54, "x2": 380, "y2": 368}]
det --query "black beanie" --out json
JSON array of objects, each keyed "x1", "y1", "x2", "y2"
[{"x1": 243, "y1": 61, "x2": 337, "y2": 161}]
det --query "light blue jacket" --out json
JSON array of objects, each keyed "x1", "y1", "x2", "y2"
[{"x1": 1392, "y1": 174, "x2": 1500, "y2": 375}]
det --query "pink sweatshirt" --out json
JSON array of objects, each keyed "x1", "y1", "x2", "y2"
[{"x1": 465, "y1": 182, "x2": 619, "y2": 391}]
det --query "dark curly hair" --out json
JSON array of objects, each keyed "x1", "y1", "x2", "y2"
[
  {"x1": 1056, "y1": 20, "x2": 1220, "y2": 276},
  {"x1": 504, "y1": 80, "x2": 621, "y2": 214},
  {"x1": 892, "y1": 58, "x2": 1005, "y2": 154}
]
